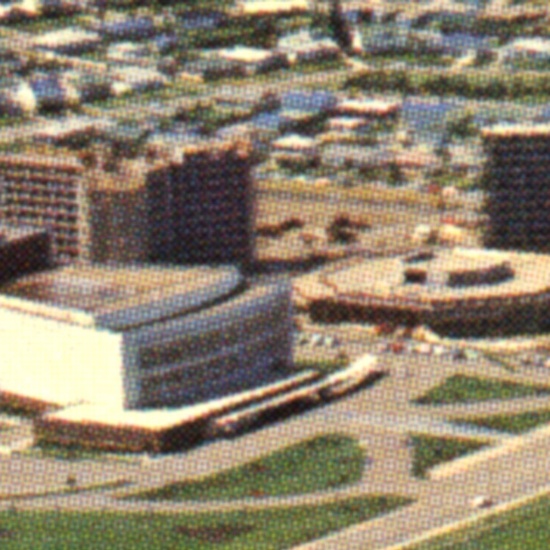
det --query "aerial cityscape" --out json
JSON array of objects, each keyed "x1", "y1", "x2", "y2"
[{"x1": 1, "y1": 0, "x2": 550, "y2": 548}]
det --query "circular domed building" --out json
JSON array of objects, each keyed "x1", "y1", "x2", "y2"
[{"x1": 294, "y1": 248, "x2": 550, "y2": 336}]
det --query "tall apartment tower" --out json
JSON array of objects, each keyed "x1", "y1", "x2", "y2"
[
  {"x1": 0, "y1": 138, "x2": 255, "y2": 268},
  {"x1": 146, "y1": 139, "x2": 255, "y2": 268},
  {"x1": 0, "y1": 153, "x2": 85, "y2": 264},
  {"x1": 482, "y1": 125, "x2": 550, "y2": 252},
  {"x1": 0, "y1": 150, "x2": 149, "y2": 265}
]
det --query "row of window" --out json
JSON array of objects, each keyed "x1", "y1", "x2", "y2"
[{"x1": 138, "y1": 305, "x2": 288, "y2": 370}]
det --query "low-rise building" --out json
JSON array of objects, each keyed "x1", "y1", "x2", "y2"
[
  {"x1": 31, "y1": 27, "x2": 102, "y2": 55},
  {"x1": 216, "y1": 46, "x2": 289, "y2": 76},
  {"x1": 277, "y1": 31, "x2": 341, "y2": 65},
  {"x1": 334, "y1": 98, "x2": 402, "y2": 121},
  {"x1": 272, "y1": 134, "x2": 319, "y2": 167},
  {"x1": 234, "y1": 0, "x2": 309, "y2": 16}
]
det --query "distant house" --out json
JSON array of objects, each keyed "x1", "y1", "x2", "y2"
[
  {"x1": 272, "y1": 134, "x2": 319, "y2": 167},
  {"x1": 29, "y1": 72, "x2": 79, "y2": 111},
  {"x1": 327, "y1": 117, "x2": 371, "y2": 133},
  {"x1": 40, "y1": 0, "x2": 88, "y2": 16},
  {"x1": 321, "y1": 144, "x2": 391, "y2": 170},
  {"x1": 31, "y1": 27, "x2": 101, "y2": 55},
  {"x1": 334, "y1": 98, "x2": 402, "y2": 121},
  {"x1": 504, "y1": 38, "x2": 550, "y2": 61},
  {"x1": 361, "y1": 26, "x2": 409, "y2": 55},
  {"x1": 99, "y1": 16, "x2": 157, "y2": 41},
  {"x1": 106, "y1": 42, "x2": 151, "y2": 64},
  {"x1": 32, "y1": 116, "x2": 114, "y2": 146},
  {"x1": 0, "y1": 79, "x2": 37, "y2": 116},
  {"x1": 110, "y1": 67, "x2": 168, "y2": 96},
  {"x1": 276, "y1": 31, "x2": 341, "y2": 65},
  {"x1": 179, "y1": 58, "x2": 246, "y2": 83},
  {"x1": 250, "y1": 112, "x2": 282, "y2": 131},
  {"x1": 341, "y1": 2, "x2": 373, "y2": 25},
  {"x1": 179, "y1": 9, "x2": 226, "y2": 31},
  {"x1": 281, "y1": 91, "x2": 338, "y2": 114},
  {"x1": 0, "y1": 0, "x2": 39, "y2": 22},
  {"x1": 153, "y1": 34, "x2": 179, "y2": 55},
  {"x1": 0, "y1": 43, "x2": 24, "y2": 75},
  {"x1": 63, "y1": 71, "x2": 111, "y2": 103},
  {"x1": 277, "y1": 91, "x2": 337, "y2": 134},
  {"x1": 437, "y1": 33, "x2": 492, "y2": 57},
  {"x1": 234, "y1": 0, "x2": 309, "y2": 17},
  {"x1": 216, "y1": 46, "x2": 289, "y2": 76}
]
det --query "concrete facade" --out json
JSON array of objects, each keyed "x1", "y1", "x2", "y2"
[{"x1": 0, "y1": 264, "x2": 292, "y2": 410}]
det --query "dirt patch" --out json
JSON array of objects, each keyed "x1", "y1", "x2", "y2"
[
  {"x1": 0, "y1": 527, "x2": 13, "y2": 539},
  {"x1": 175, "y1": 523, "x2": 254, "y2": 544}
]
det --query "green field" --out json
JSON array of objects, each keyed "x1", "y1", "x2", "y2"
[
  {"x1": 414, "y1": 375, "x2": 550, "y2": 406},
  {"x1": 413, "y1": 493, "x2": 550, "y2": 550},
  {"x1": 125, "y1": 434, "x2": 366, "y2": 501},
  {"x1": 410, "y1": 435, "x2": 488, "y2": 479},
  {"x1": 454, "y1": 409, "x2": 550, "y2": 435},
  {"x1": 0, "y1": 496, "x2": 412, "y2": 550}
]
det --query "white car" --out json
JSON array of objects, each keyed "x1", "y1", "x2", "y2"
[{"x1": 470, "y1": 495, "x2": 494, "y2": 510}]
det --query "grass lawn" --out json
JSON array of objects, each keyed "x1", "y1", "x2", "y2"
[
  {"x1": 413, "y1": 493, "x2": 550, "y2": 550},
  {"x1": 414, "y1": 375, "x2": 550, "y2": 406},
  {"x1": 24, "y1": 442, "x2": 137, "y2": 463},
  {"x1": 124, "y1": 434, "x2": 365, "y2": 501},
  {"x1": 454, "y1": 409, "x2": 550, "y2": 435},
  {"x1": 410, "y1": 435, "x2": 488, "y2": 479},
  {"x1": 0, "y1": 479, "x2": 131, "y2": 503},
  {"x1": 293, "y1": 357, "x2": 349, "y2": 375},
  {"x1": 0, "y1": 401, "x2": 56, "y2": 419},
  {"x1": 0, "y1": 495, "x2": 412, "y2": 549}
]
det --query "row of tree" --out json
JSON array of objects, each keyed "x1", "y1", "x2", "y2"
[{"x1": 347, "y1": 68, "x2": 550, "y2": 101}]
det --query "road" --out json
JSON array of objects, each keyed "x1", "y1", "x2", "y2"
[{"x1": 1, "y1": 338, "x2": 550, "y2": 550}]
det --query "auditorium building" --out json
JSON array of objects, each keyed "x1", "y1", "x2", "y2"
[{"x1": 0, "y1": 262, "x2": 293, "y2": 412}]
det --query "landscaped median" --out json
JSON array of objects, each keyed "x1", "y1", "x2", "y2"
[
  {"x1": 454, "y1": 409, "x2": 550, "y2": 435},
  {"x1": 123, "y1": 434, "x2": 365, "y2": 502},
  {"x1": 409, "y1": 435, "x2": 488, "y2": 480},
  {"x1": 414, "y1": 375, "x2": 550, "y2": 406},
  {"x1": 0, "y1": 496, "x2": 413, "y2": 550}
]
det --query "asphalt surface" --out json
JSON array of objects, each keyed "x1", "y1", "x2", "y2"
[{"x1": 2, "y1": 331, "x2": 550, "y2": 549}]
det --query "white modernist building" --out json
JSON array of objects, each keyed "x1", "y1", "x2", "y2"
[{"x1": 0, "y1": 264, "x2": 293, "y2": 410}]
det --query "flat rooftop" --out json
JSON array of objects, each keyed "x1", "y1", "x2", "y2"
[
  {"x1": 0, "y1": 264, "x2": 243, "y2": 330},
  {"x1": 482, "y1": 124, "x2": 550, "y2": 139},
  {"x1": 294, "y1": 248, "x2": 550, "y2": 306},
  {"x1": 0, "y1": 223, "x2": 48, "y2": 244}
]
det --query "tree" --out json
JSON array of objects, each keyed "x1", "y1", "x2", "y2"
[
  {"x1": 329, "y1": 0, "x2": 352, "y2": 54},
  {"x1": 387, "y1": 162, "x2": 405, "y2": 186},
  {"x1": 446, "y1": 110, "x2": 478, "y2": 141}
]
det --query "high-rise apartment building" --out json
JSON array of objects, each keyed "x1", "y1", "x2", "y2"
[
  {"x1": 0, "y1": 138, "x2": 255, "y2": 267},
  {"x1": 482, "y1": 124, "x2": 550, "y2": 252}
]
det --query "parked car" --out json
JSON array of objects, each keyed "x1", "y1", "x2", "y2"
[
  {"x1": 310, "y1": 333, "x2": 324, "y2": 347},
  {"x1": 470, "y1": 495, "x2": 494, "y2": 510}
]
